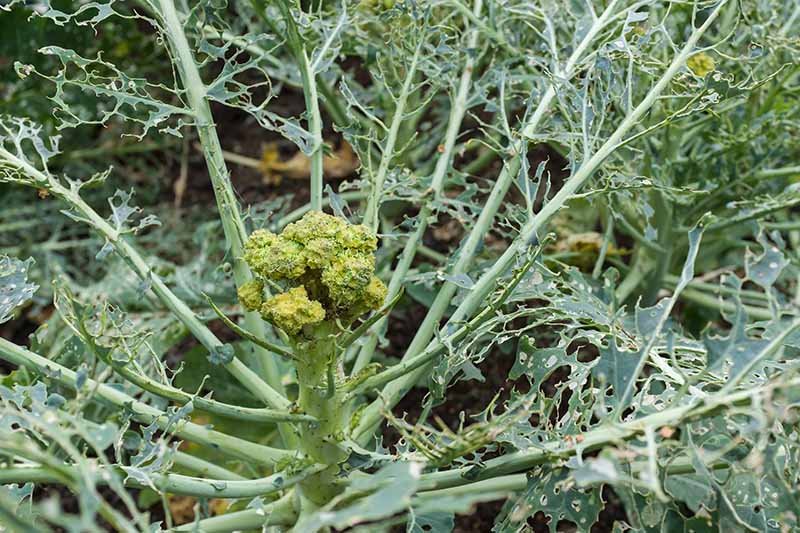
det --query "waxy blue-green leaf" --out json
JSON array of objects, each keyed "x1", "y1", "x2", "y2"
[
  {"x1": 495, "y1": 467, "x2": 604, "y2": 533},
  {"x1": 593, "y1": 221, "x2": 706, "y2": 411},
  {"x1": 0, "y1": 255, "x2": 38, "y2": 324},
  {"x1": 295, "y1": 462, "x2": 423, "y2": 532},
  {"x1": 745, "y1": 231, "x2": 788, "y2": 290}
]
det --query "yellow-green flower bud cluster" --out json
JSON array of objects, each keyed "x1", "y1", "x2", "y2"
[
  {"x1": 260, "y1": 286, "x2": 326, "y2": 335},
  {"x1": 237, "y1": 279, "x2": 265, "y2": 311},
  {"x1": 241, "y1": 211, "x2": 388, "y2": 335},
  {"x1": 359, "y1": 0, "x2": 395, "y2": 10},
  {"x1": 687, "y1": 52, "x2": 715, "y2": 77}
]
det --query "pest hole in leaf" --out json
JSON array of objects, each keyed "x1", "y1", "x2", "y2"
[
  {"x1": 567, "y1": 338, "x2": 600, "y2": 364},
  {"x1": 556, "y1": 519, "x2": 577, "y2": 531},
  {"x1": 674, "y1": 500, "x2": 694, "y2": 518},
  {"x1": 539, "y1": 365, "x2": 572, "y2": 397},
  {"x1": 526, "y1": 511, "x2": 550, "y2": 529},
  {"x1": 646, "y1": 379, "x2": 667, "y2": 395}
]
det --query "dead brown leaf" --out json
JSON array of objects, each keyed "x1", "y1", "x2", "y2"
[
  {"x1": 554, "y1": 231, "x2": 627, "y2": 271},
  {"x1": 659, "y1": 426, "x2": 676, "y2": 439},
  {"x1": 167, "y1": 495, "x2": 196, "y2": 525},
  {"x1": 259, "y1": 141, "x2": 359, "y2": 185},
  {"x1": 432, "y1": 219, "x2": 463, "y2": 243},
  {"x1": 167, "y1": 495, "x2": 231, "y2": 525}
]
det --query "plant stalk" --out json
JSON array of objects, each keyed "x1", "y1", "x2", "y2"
[
  {"x1": 0, "y1": 337, "x2": 294, "y2": 467},
  {"x1": 0, "y1": 146, "x2": 291, "y2": 412},
  {"x1": 292, "y1": 323, "x2": 349, "y2": 505},
  {"x1": 173, "y1": 492, "x2": 297, "y2": 532},
  {"x1": 362, "y1": 34, "x2": 425, "y2": 230},
  {"x1": 0, "y1": 465, "x2": 325, "y2": 499},
  {"x1": 419, "y1": 375, "x2": 800, "y2": 490},
  {"x1": 353, "y1": 0, "x2": 730, "y2": 442},
  {"x1": 351, "y1": 0, "x2": 484, "y2": 374},
  {"x1": 156, "y1": 0, "x2": 287, "y2": 400},
  {"x1": 269, "y1": 0, "x2": 325, "y2": 210}
]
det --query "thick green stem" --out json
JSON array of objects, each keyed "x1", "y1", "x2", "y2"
[
  {"x1": 105, "y1": 357, "x2": 310, "y2": 423},
  {"x1": 362, "y1": 36, "x2": 425, "y2": 230},
  {"x1": 678, "y1": 286, "x2": 773, "y2": 320},
  {"x1": 351, "y1": 0, "x2": 483, "y2": 373},
  {"x1": 358, "y1": 0, "x2": 622, "y2": 384},
  {"x1": 304, "y1": 51, "x2": 325, "y2": 211},
  {"x1": 415, "y1": 456, "x2": 734, "y2": 502},
  {"x1": 477, "y1": 1, "x2": 729, "y2": 319},
  {"x1": 61, "y1": 294, "x2": 308, "y2": 423},
  {"x1": 293, "y1": 323, "x2": 348, "y2": 505},
  {"x1": 268, "y1": 0, "x2": 325, "y2": 210},
  {"x1": 0, "y1": 464, "x2": 324, "y2": 499},
  {"x1": 171, "y1": 451, "x2": 247, "y2": 481},
  {"x1": 380, "y1": 0, "x2": 628, "y2": 364},
  {"x1": 148, "y1": 0, "x2": 301, "y2": 455},
  {"x1": 615, "y1": 245, "x2": 655, "y2": 303},
  {"x1": 383, "y1": 155, "x2": 519, "y2": 369},
  {"x1": 156, "y1": 0, "x2": 286, "y2": 398},
  {"x1": 173, "y1": 492, "x2": 297, "y2": 532}
]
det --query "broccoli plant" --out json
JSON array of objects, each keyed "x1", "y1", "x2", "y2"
[
  {"x1": 236, "y1": 211, "x2": 390, "y2": 504},
  {"x1": 1, "y1": 0, "x2": 800, "y2": 531}
]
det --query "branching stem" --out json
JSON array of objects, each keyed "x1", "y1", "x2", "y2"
[
  {"x1": 418, "y1": 376, "x2": 800, "y2": 490},
  {"x1": 0, "y1": 465, "x2": 324, "y2": 499},
  {"x1": 156, "y1": 0, "x2": 286, "y2": 396},
  {"x1": 0, "y1": 146, "x2": 291, "y2": 411},
  {"x1": 0, "y1": 337, "x2": 294, "y2": 467},
  {"x1": 351, "y1": 0, "x2": 484, "y2": 374}
]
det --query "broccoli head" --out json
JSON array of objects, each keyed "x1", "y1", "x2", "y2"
[{"x1": 241, "y1": 211, "x2": 388, "y2": 335}]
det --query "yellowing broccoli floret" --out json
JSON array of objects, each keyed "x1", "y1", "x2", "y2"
[
  {"x1": 337, "y1": 223, "x2": 377, "y2": 252},
  {"x1": 282, "y1": 210, "x2": 346, "y2": 243},
  {"x1": 687, "y1": 52, "x2": 715, "y2": 77},
  {"x1": 363, "y1": 276, "x2": 388, "y2": 310},
  {"x1": 237, "y1": 279, "x2": 264, "y2": 311},
  {"x1": 343, "y1": 275, "x2": 389, "y2": 320},
  {"x1": 260, "y1": 286, "x2": 326, "y2": 335},
  {"x1": 321, "y1": 253, "x2": 375, "y2": 309},
  {"x1": 244, "y1": 229, "x2": 307, "y2": 280},
  {"x1": 242, "y1": 211, "x2": 387, "y2": 331},
  {"x1": 303, "y1": 236, "x2": 338, "y2": 269}
]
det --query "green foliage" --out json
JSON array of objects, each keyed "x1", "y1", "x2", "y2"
[
  {"x1": 0, "y1": 256, "x2": 38, "y2": 324},
  {"x1": 1, "y1": 0, "x2": 800, "y2": 531}
]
